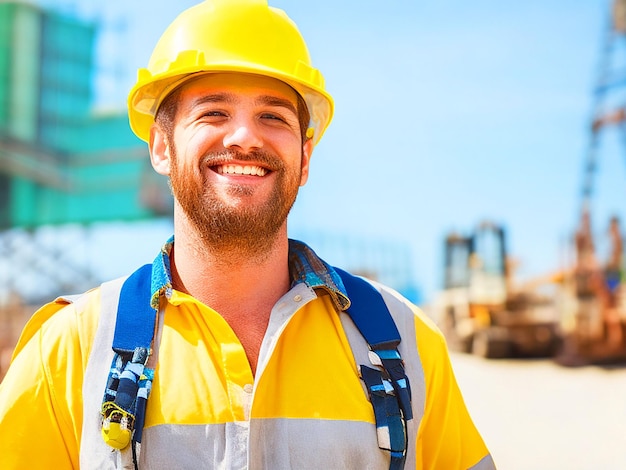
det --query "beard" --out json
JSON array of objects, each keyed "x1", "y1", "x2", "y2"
[{"x1": 169, "y1": 147, "x2": 302, "y2": 256}]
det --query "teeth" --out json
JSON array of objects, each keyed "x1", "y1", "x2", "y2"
[{"x1": 216, "y1": 165, "x2": 267, "y2": 176}]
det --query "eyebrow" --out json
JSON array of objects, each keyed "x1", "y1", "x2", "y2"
[
  {"x1": 255, "y1": 95, "x2": 298, "y2": 116},
  {"x1": 187, "y1": 93, "x2": 297, "y2": 116},
  {"x1": 188, "y1": 93, "x2": 235, "y2": 110}
]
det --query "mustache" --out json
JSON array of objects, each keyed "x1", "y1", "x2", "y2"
[{"x1": 201, "y1": 150, "x2": 285, "y2": 172}]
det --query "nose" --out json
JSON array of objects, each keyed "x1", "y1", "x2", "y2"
[{"x1": 223, "y1": 120, "x2": 263, "y2": 153}]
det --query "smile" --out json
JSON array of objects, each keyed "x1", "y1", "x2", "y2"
[{"x1": 215, "y1": 164, "x2": 268, "y2": 176}]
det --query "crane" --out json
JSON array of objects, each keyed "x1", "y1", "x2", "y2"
[{"x1": 557, "y1": 0, "x2": 626, "y2": 365}]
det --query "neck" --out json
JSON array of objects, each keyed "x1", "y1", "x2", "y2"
[{"x1": 170, "y1": 214, "x2": 292, "y2": 374}]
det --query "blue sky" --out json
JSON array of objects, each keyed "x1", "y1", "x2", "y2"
[{"x1": 42, "y1": 0, "x2": 624, "y2": 303}]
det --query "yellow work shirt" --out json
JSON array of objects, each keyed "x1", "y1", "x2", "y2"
[{"x1": 0, "y1": 239, "x2": 494, "y2": 469}]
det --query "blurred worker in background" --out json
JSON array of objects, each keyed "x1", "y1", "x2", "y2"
[
  {"x1": 574, "y1": 207, "x2": 597, "y2": 297},
  {"x1": 603, "y1": 215, "x2": 624, "y2": 346},
  {"x1": 0, "y1": 1, "x2": 494, "y2": 468},
  {"x1": 606, "y1": 216, "x2": 623, "y2": 286}
]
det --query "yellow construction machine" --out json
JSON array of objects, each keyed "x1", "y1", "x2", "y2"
[{"x1": 433, "y1": 221, "x2": 561, "y2": 358}]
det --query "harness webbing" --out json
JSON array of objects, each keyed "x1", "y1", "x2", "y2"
[
  {"x1": 336, "y1": 267, "x2": 413, "y2": 470},
  {"x1": 101, "y1": 264, "x2": 156, "y2": 465},
  {"x1": 101, "y1": 263, "x2": 412, "y2": 470}
]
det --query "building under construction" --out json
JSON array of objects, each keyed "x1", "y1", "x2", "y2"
[
  {"x1": 0, "y1": 1, "x2": 172, "y2": 375},
  {"x1": 0, "y1": 2, "x2": 171, "y2": 229}
]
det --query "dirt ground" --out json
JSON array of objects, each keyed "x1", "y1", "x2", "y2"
[{"x1": 450, "y1": 352, "x2": 626, "y2": 470}]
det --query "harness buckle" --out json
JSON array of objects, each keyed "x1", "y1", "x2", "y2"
[{"x1": 101, "y1": 402, "x2": 134, "y2": 449}]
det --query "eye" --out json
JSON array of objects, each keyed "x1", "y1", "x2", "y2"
[
  {"x1": 193, "y1": 109, "x2": 229, "y2": 125},
  {"x1": 260, "y1": 112, "x2": 286, "y2": 123},
  {"x1": 259, "y1": 109, "x2": 300, "y2": 131},
  {"x1": 200, "y1": 110, "x2": 227, "y2": 118}
]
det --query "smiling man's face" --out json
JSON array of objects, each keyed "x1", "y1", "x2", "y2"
[{"x1": 150, "y1": 73, "x2": 313, "y2": 252}]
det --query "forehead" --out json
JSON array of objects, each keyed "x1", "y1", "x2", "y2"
[{"x1": 176, "y1": 72, "x2": 299, "y2": 106}]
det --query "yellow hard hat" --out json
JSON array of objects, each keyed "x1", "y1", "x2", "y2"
[{"x1": 128, "y1": 0, "x2": 334, "y2": 145}]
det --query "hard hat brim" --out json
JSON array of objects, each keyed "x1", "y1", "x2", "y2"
[{"x1": 128, "y1": 65, "x2": 333, "y2": 146}]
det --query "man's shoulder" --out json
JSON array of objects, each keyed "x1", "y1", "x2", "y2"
[{"x1": 12, "y1": 274, "x2": 129, "y2": 360}]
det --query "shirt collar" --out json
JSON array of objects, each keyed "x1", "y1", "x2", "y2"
[
  {"x1": 288, "y1": 239, "x2": 350, "y2": 311},
  {"x1": 149, "y1": 236, "x2": 351, "y2": 312}
]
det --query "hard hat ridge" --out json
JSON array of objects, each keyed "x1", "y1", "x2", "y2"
[{"x1": 128, "y1": 0, "x2": 334, "y2": 145}]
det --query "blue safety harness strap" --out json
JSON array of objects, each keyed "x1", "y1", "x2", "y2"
[
  {"x1": 101, "y1": 263, "x2": 157, "y2": 468},
  {"x1": 111, "y1": 264, "x2": 155, "y2": 354},
  {"x1": 102, "y1": 263, "x2": 412, "y2": 470},
  {"x1": 335, "y1": 267, "x2": 412, "y2": 470},
  {"x1": 335, "y1": 267, "x2": 402, "y2": 349}
]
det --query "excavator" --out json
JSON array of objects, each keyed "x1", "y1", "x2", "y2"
[{"x1": 432, "y1": 221, "x2": 561, "y2": 359}]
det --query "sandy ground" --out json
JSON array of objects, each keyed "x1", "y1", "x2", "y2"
[{"x1": 450, "y1": 353, "x2": 626, "y2": 470}]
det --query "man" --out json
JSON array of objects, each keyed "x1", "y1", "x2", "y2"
[{"x1": 0, "y1": 1, "x2": 495, "y2": 469}]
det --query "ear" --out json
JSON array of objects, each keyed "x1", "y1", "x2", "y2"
[
  {"x1": 149, "y1": 124, "x2": 172, "y2": 176},
  {"x1": 299, "y1": 138, "x2": 314, "y2": 186}
]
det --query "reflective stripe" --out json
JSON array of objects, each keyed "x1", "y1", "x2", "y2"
[
  {"x1": 141, "y1": 422, "x2": 249, "y2": 469},
  {"x1": 470, "y1": 453, "x2": 497, "y2": 470},
  {"x1": 80, "y1": 276, "x2": 133, "y2": 469},
  {"x1": 250, "y1": 419, "x2": 388, "y2": 469},
  {"x1": 122, "y1": 418, "x2": 392, "y2": 469}
]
